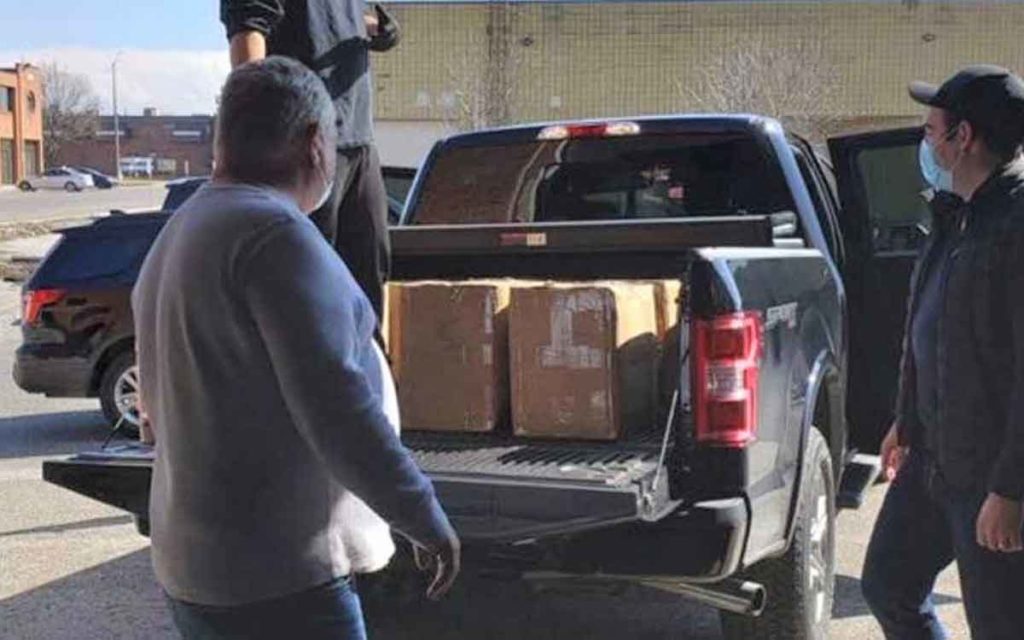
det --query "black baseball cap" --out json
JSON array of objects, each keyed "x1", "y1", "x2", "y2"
[{"x1": 909, "y1": 65, "x2": 1024, "y2": 137}]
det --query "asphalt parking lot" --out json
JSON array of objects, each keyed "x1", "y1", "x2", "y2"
[
  {"x1": 0, "y1": 278, "x2": 968, "y2": 640},
  {"x1": 0, "y1": 184, "x2": 167, "y2": 225}
]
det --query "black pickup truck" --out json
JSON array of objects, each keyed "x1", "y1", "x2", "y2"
[{"x1": 41, "y1": 115, "x2": 930, "y2": 638}]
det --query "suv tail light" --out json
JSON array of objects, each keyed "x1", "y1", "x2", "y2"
[
  {"x1": 22, "y1": 289, "x2": 66, "y2": 325},
  {"x1": 692, "y1": 312, "x2": 764, "y2": 447}
]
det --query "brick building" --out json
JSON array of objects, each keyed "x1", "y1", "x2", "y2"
[
  {"x1": 57, "y1": 109, "x2": 214, "y2": 178},
  {"x1": 0, "y1": 63, "x2": 44, "y2": 186}
]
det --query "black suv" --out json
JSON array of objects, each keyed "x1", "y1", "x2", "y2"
[{"x1": 13, "y1": 168, "x2": 416, "y2": 431}]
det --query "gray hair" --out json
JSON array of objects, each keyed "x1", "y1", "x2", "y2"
[{"x1": 215, "y1": 56, "x2": 335, "y2": 186}]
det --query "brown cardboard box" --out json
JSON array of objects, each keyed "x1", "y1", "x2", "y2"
[
  {"x1": 652, "y1": 280, "x2": 684, "y2": 425},
  {"x1": 510, "y1": 282, "x2": 659, "y2": 440},
  {"x1": 388, "y1": 281, "x2": 510, "y2": 432}
]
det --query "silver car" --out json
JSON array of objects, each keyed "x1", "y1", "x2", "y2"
[{"x1": 19, "y1": 167, "x2": 94, "y2": 192}]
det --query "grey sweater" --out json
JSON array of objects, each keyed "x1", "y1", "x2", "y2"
[{"x1": 132, "y1": 182, "x2": 450, "y2": 606}]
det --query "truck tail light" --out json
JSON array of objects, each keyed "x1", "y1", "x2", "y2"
[
  {"x1": 22, "y1": 289, "x2": 66, "y2": 325},
  {"x1": 692, "y1": 312, "x2": 763, "y2": 447},
  {"x1": 537, "y1": 121, "x2": 641, "y2": 140}
]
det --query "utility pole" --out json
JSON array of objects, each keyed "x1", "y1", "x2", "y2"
[{"x1": 111, "y1": 51, "x2": 123, "y2": 181}]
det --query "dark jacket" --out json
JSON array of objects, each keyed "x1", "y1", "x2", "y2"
[
  {"x1": 895, "y1": 158, "x2": 1024, "y2": 500},
  {"x1": 221, "y1": 0, "x2": 401, "y2": 148}
]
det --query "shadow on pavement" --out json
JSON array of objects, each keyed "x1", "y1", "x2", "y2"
[
  {"x1": 0, "y1": 515, "x2": 134, "y2": 538},
  {"x1": 0, "y1": 410, "x2": 132, "y2": 460},
  {"x1": 0, "y1": 548, "x2": 178, "y2": 640},
  {"x1": 364, "y1": 574, "x2": 721, "y2": 640},
  {"x1": 1, "y1": 551, "x2": 722, "y2": 640}
]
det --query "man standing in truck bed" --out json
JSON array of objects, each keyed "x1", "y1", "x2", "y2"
[{"x1": 221, "y1": 0, "x2": 399, "y2": 321}]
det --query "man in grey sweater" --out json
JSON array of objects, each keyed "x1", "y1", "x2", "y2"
[{"x1": 132, "y1": 56, "x2": 459, "y2": 639}]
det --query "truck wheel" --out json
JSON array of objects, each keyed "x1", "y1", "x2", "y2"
[
  {"x1": 99, "y1": 352, "x2": 141, "y2": 438},
  {"x1": 720, "y1": 428, "x2": 835, "y2": 640}
]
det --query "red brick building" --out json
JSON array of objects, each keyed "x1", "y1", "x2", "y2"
[
  {"x1": 58, "y1": 109, "x2": 214, "y2": 178},
  {"x1": 0, "y1": 63, "x2": 44, "y2": 186}
]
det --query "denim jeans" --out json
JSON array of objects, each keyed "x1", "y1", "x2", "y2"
[
  {"x1": 861, "y1": 450, "x2": 1024, "y2": 640},
  {"x1": 166, "y1": 575, "x2": 366, "y2": 640}
]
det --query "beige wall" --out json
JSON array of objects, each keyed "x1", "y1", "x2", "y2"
[{"x1": 374, "y1": 1, "x2": 1024, "y2": 127}]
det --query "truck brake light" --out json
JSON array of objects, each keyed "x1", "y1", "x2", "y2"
[
  {"x1": 692, "y1": 312, "x2": 763, "y2": 448},
  {"x1": 537, "y1": 121, "x2": 641, "y2": 141},
  {"x1": 22, "y1": 289, "x2": 66, "y2": 325}
]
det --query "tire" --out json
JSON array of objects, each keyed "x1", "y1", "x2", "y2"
[
  {"x1": 64, "y1": 181, "x2": 80, "y2": 192},
  {"x1": 17, "y1": 181, "x2": 32, "y2": 192},
  {"x1": 721, "y1": 428, "x2": 836, "y2": 640},
  {"x1": 99, "y1": 352, "x2": 141, "y2": 438}
]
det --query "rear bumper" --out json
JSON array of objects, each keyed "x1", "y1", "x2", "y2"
[
  {"x1": 13, "y1": 348, "x2": 93, "y2": 397},
  {"x1": 473, "y1": 496, "x2": 749, "y2": 582}
]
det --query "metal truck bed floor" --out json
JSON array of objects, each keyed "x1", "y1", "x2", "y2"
[{"x1": 405, "y1": 433, "x2": 662, "y2": 487}]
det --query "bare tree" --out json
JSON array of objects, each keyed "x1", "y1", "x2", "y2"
[
  {"x1": 441, "y1": 2, "x2": 522, "y2": 133},
  {"x1": 39, "y1": 62, "x2": 100, "y2": 166},
  {"x1": 682, "y1": 35, "x2": 842, "y2": 142},
  {"x1": 441, "y1": 52, "x2": 521, "y2": 133}
]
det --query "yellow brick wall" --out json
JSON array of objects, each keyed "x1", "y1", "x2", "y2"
[{"x1": 373, "y1": 1, "x2": 1024, "y2": 124}]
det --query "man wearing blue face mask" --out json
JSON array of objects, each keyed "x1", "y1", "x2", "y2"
[{"x1": 861, "y1": 65, "x2": 1024, "y2": 640}]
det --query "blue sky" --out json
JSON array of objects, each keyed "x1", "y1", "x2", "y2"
[{"x1": 0, "y1": 0, "x2": 225, "y2": 51}]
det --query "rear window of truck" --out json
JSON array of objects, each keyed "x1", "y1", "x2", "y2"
[{"x1": 408, "y1": 132, "x2": 794, "y2": 225}]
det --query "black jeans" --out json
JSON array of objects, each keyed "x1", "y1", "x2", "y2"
[
  {"x1": 166, "y1": 576, "x2": 365, "y2": 640},
  {"x1": 861, "y1": 450, "x2": 1024, "y2": 639},
  {"x1": 311, "y1": 144, "x2": 390, "y2": 323}
]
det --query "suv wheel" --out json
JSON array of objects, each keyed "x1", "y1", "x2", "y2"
[
  {"x1": 720, "y1": 428, "x2": 835, "y2": 640},
  {"x1": 100, "y1": 352, "x2": 141, "y2": 437}
]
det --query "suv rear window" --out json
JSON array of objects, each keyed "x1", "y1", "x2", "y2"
[
  {"x1": 408, "y1": 132, "x2": 794, "y2": 225},
  {"x1": 34, "y1": 235, "x2": 153, "y2": 286}
]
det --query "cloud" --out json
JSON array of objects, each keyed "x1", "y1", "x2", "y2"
[{"x1": 0, "y1": 47, "x2": 230, "y2": 116}]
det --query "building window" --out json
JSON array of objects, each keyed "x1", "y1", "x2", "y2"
[
  {"x1": 1, "y1": 139, "x2": 13, "y2": 184},
  {"x1": 23, "y1": 141, "x2": 40, "y2": 177},
  {"x1": 26, "y1": 91, "x2": 36, "y2": 113},
  {"x1": 0, "y1": 88, "x2": 12, "y2": 112}
]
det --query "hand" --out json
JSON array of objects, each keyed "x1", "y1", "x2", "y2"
[
  {"x1": 880, "y1": 422, "x2": 908, "y2": 482},
  {"x1": 976, "y1": 493, "x2": 1024, "y2": 553},
  {"x1": 412, "y1": 530, "x2": 461, "y2": 600},
  {"x1": 364, "y1": 11, "x2": 380, "y2": 37}
]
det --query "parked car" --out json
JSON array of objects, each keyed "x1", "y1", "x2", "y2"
[
  {"x1": 120, "y1": 157, "x2": 154, "y2": 178},
  {"x1": 41, "y1": 115, "x2": 931, "y2": 637},
  {"x1": 162, "y1": 166, "x2": 416, "y2": 224},
  {"x1": 12, "y1": 166, "x2": 420, "y2": 433},
  {"x1": 18, "y1": 167, "x2": 94, "y2": 192},
  {"x1": 71, "y1": 166, "x2": 119, "y2": 189}
]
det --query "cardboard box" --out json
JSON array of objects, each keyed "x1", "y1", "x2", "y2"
[
  {"x1": 388, "y1": 281, "x2": 510, "y2": 432},
  {"x1": 510, "y1": 282, "x2": 659, "y2": 440},
  {"x1": 652, "y1": 280, "x2": 684, "y2": 425}
]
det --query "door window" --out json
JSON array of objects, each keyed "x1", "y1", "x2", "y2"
[{"x1": 853, "y1": 144, "x2": 931, "y2": 254}]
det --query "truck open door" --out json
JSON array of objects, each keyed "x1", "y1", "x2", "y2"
[{"x1": 828, "y1": 127, "x2": 930, "y2": 453}]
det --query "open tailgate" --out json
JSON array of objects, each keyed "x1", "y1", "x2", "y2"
[{"x1": 42, "y1": 437, "x2": 677, "y2": 544}]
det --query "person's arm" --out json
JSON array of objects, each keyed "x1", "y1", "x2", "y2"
[
  {"x1": 220, "y1": 0, "x2": 284, "y2": 67},
  {"x1": 367, "y1": 4, "x2": 401, "y2": 52},
  {"x1": 239, "y1": 216, "x2": 456, "y2": 553},
  {"x1": 988, "y1": 226, "x2": 1024, "y2": 502}
]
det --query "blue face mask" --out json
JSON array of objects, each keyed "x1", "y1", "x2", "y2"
[{"x1": 919, "y1": 139, "x2": 953, "y2": 193}]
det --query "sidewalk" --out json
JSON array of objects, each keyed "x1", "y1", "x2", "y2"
[{"x1": 0, "y1": 233, "x2": 60, "y2": 283}]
